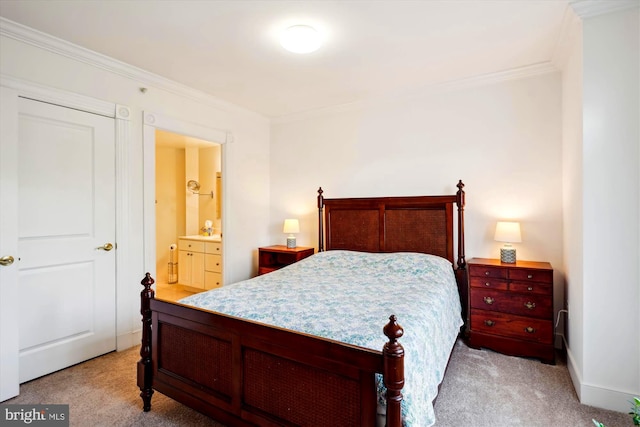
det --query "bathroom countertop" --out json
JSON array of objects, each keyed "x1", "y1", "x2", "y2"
[{"x1": 179, "y1": 235, "x2": 222, "y2": 243}]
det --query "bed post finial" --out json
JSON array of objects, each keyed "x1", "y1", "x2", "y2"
[
  {"x1": 138, "y1": 273, "x2": 155, "y2": 411},
  {"x1": 317, "y1": 187, "x2": 325, "y2": 252},
  {"x1": 383, "y1": 315, "x2": 404, "y2": 427}
]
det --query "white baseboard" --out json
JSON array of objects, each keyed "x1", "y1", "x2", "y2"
[
  {"x1": 581, "y1": 383, "x2": 637, "y2": 413},
  {"x1": 565, "y1": 336, "x2": 637, "y2": 413},
  {"x1": 116, "y1": 329, "x2": 141, "y2": 352}
]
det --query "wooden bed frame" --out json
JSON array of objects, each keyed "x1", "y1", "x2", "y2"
[{"x1": 138, "y1": 180, "x2": 467, "y2": 427}]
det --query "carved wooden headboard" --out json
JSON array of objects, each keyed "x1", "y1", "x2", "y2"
[
  {"x1": 317, "y1": 180, "x2": 468, "y2": 322},
  {"x1": 317, "y1": 181, "x2": 466, "y2": 267}
]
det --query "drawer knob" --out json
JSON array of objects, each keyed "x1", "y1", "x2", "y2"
[
  {"x1": 527, "y1": 286, "x2": 533, "y2": 291},
  {"x1": 483, "y1": 296, "x2": 495, "y2": 305},
  {"x1": 485, "y1": 282, "x2": 491, "y2": 287},
  {"x1": 527, "y1": 274, "x2": 533, "y2": 279},
  {"x1": 484, "y1": 271, "x2": 490, "y2": 276},
  {"x1": 484, "y1": 319, "x2": 495, "y2": 327},
  {"x1": 524, "y1": 326, "x2": 536, "y2": 334},
  {"x1": 524, "y1": 301, "x2": 536, "y2": 310}
]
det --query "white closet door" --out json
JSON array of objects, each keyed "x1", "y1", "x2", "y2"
[
  {"x1": 0, "y1": 96, "x2": 117, "y2": 394},
  {"x1": 0, "y1": 87, "x2": 20, "y2": 401}
]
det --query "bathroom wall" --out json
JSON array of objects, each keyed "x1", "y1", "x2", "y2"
[
  {"x1": 155, "y1": 146, "x2": 186, "y2": 284},
  {"x1": 198, "y1": 145, "x2": 222, "y2": 234}
]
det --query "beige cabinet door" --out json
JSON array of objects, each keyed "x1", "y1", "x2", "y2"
[{"x1": 178, "y1": 249, "x2": 204, "y2": 290}]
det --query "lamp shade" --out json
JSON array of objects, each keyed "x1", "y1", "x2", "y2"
[
  {"x1": 494, "y1": 221, "x2": 522, "y2": 243},
  {"x1": 283, "y1": 219, "x2": 300, "y2": 234}
]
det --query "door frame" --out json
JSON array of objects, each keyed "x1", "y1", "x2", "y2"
[
  {"x1": 142, "y1": 111, "x2": 232, "y2": 283},
  {"x1": 0, "y1": 76, "x2": 132, "y2": 402}
]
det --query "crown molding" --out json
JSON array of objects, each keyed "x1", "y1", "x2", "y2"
[
  {"x1": 0, "y1": 17, "x2": 266, "y2": 120},
  {"x1": 273, "y1": 62, "x2": 559, "y2": 124},
  {"x1": 552, "y1": 1, "x2": 638, "y2": 70},
  {"x1": 551, "y1": 4, "x2": 583, "y2": 70},
  {"x1": 570, "y1": 0, "x2": 639, "y2": 18}
]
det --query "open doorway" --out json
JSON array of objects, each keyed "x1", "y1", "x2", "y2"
[{"x1": 153, "y1": 129, "x2": 222, "y2": 301}]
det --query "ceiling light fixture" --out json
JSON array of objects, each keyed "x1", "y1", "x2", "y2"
[{"x1": 280, "y1": 25, "x2": 322, "y2": 54}]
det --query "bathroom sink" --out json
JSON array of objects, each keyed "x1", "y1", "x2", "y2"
[{"x1": 180, "y1": 234, "x2": 222, "y2": 242}]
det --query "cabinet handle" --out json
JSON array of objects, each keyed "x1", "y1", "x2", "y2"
[
  {"x1": 484, "y1": 271, "x2": 490, "y2": 276},
  {"x1": 524, "y1": 326, "x2": 536, "y2": 334},
  {"x1": 484, "y1": 319, "x2": 495, "y2": 327},
  {"x1": 527, "y1": 274, "x2": 533, "y2": 279},
  {"x1": 484, "y1": 282, "x2": 491, "y2": 287},
  {"x1": 527, "y1": 286, "x2": 533, "y2": 291},
  {"x1": 524, "y1": 301, "x2": 536, "y2": 310},
  {"x1": 483, "y1": 296, "x2": 495, "y2": 305}
]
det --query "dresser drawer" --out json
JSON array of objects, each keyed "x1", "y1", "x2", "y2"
[
  {"x1": 179, "y1": 239, "x2": 205, "y2": 253},
  {"x1": 469, "y1": 265, "x2": 507, "y2": 279},
  {"x1": 509, "y1": 268, "x2": 552, "y2": 284},
  {"x1": 510, "y1": 282, "x2": 552, "y2": 295},
  {"x1": 205, "y1": 242, "x2": 222, "y2": 254},
  {"x1": 470, "y1": 289, "x2": 552, "y2": 319},
  {"x1": 470, "y1": 276, "x2": 508, "y2": 290},
  {"x1": 470, "y1": 309, "x2": 553, "y2": 344},
  {"x1": 205, "y1": 254, "x2": 222, "y2": 272},
  {"x1": 204, "y1": 272, "x2": 222, "y2": 290}
]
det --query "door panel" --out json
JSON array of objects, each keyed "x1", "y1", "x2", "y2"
[
  {"x1": 19, "y1": 263, "x2": 93, "y2": 351},
  {"x1": 15, "y1": 98, "x2": 116, "y2": 384},
  {"x1": 17, "y1": 114, "x2": 93, "y2": 237}
]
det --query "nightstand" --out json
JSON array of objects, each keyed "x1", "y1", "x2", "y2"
[
  {"x1": 258, "y1": 245, "x2": 314, "y2": 275},
  {"x1": 467, "y1": 258, "x2": 555, "y2": 364}
]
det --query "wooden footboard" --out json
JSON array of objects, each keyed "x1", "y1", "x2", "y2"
[{"x1": 138, "y1": 273, "x2": 405, "y2": 427}]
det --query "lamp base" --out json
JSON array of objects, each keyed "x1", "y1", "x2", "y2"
[
  {"x1": 500, "y1": 248, "x2": 517, "y2": 264},
  {"x1": 286, "y1": 236, "x2": 296, "y2": 249}
]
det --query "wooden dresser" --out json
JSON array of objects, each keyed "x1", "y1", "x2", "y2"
[{"x1": 467, "y1": 258, "x2": 555, "y2": 364}]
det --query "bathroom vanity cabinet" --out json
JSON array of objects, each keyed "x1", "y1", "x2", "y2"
[
  {"x1": 203, "y1": 241, "x2": 223, "y2": 290},
  {"x1": 178, "y1": 237, "x2": 223, "y2": 290}
]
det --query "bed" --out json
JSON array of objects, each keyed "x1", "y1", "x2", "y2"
[{"x1": 138, "y1": 180, "x2": 468, "y2": 427}]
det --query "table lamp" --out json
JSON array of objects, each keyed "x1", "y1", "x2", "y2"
[
  {"x1": 283, "y1": 219, "x2": 299, "y2": 248},
  {"x1": 494, "y1": 221, "x2": 521, "y2": 263}
]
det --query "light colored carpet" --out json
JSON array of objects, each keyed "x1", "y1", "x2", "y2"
[
  {"x1": 2, "y1": 339, "x2": 631, "y2": 426},
  {"x1": 434, "y1": 340, "x2": 630, "y2": 426}
]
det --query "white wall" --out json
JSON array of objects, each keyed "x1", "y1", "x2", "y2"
[
  {"x1": 561, "y1": 5, "x2": 640, "y2": 412},
  {"x1": 560, "y1": 5, "x2": 586, "y2": 395},
  {"x1": 0, "y1": 23, "x2": 271, "y2": 349},
  {"x1": 270, "y1": 72, "x2": 564, "y2": 323},
  {"x1": 581, "y1": 7, "x2": 639, "y2": 410}
]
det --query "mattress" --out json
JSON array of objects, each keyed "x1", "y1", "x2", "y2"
[{"x1": 179, "y1": 250, "x2": 463, "y2": 426}]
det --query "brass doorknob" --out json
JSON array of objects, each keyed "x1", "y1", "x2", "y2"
[
  {"x1": 96, "y1": 243, "x2": 114, "y2": 251},
  {"x1": 0, "y1": 255, "x2": 15, "y2": 266}
]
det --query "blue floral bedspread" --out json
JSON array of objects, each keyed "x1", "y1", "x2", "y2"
[{"x1": 179, "y1": 250, "x2": 462, "y2": 426}]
